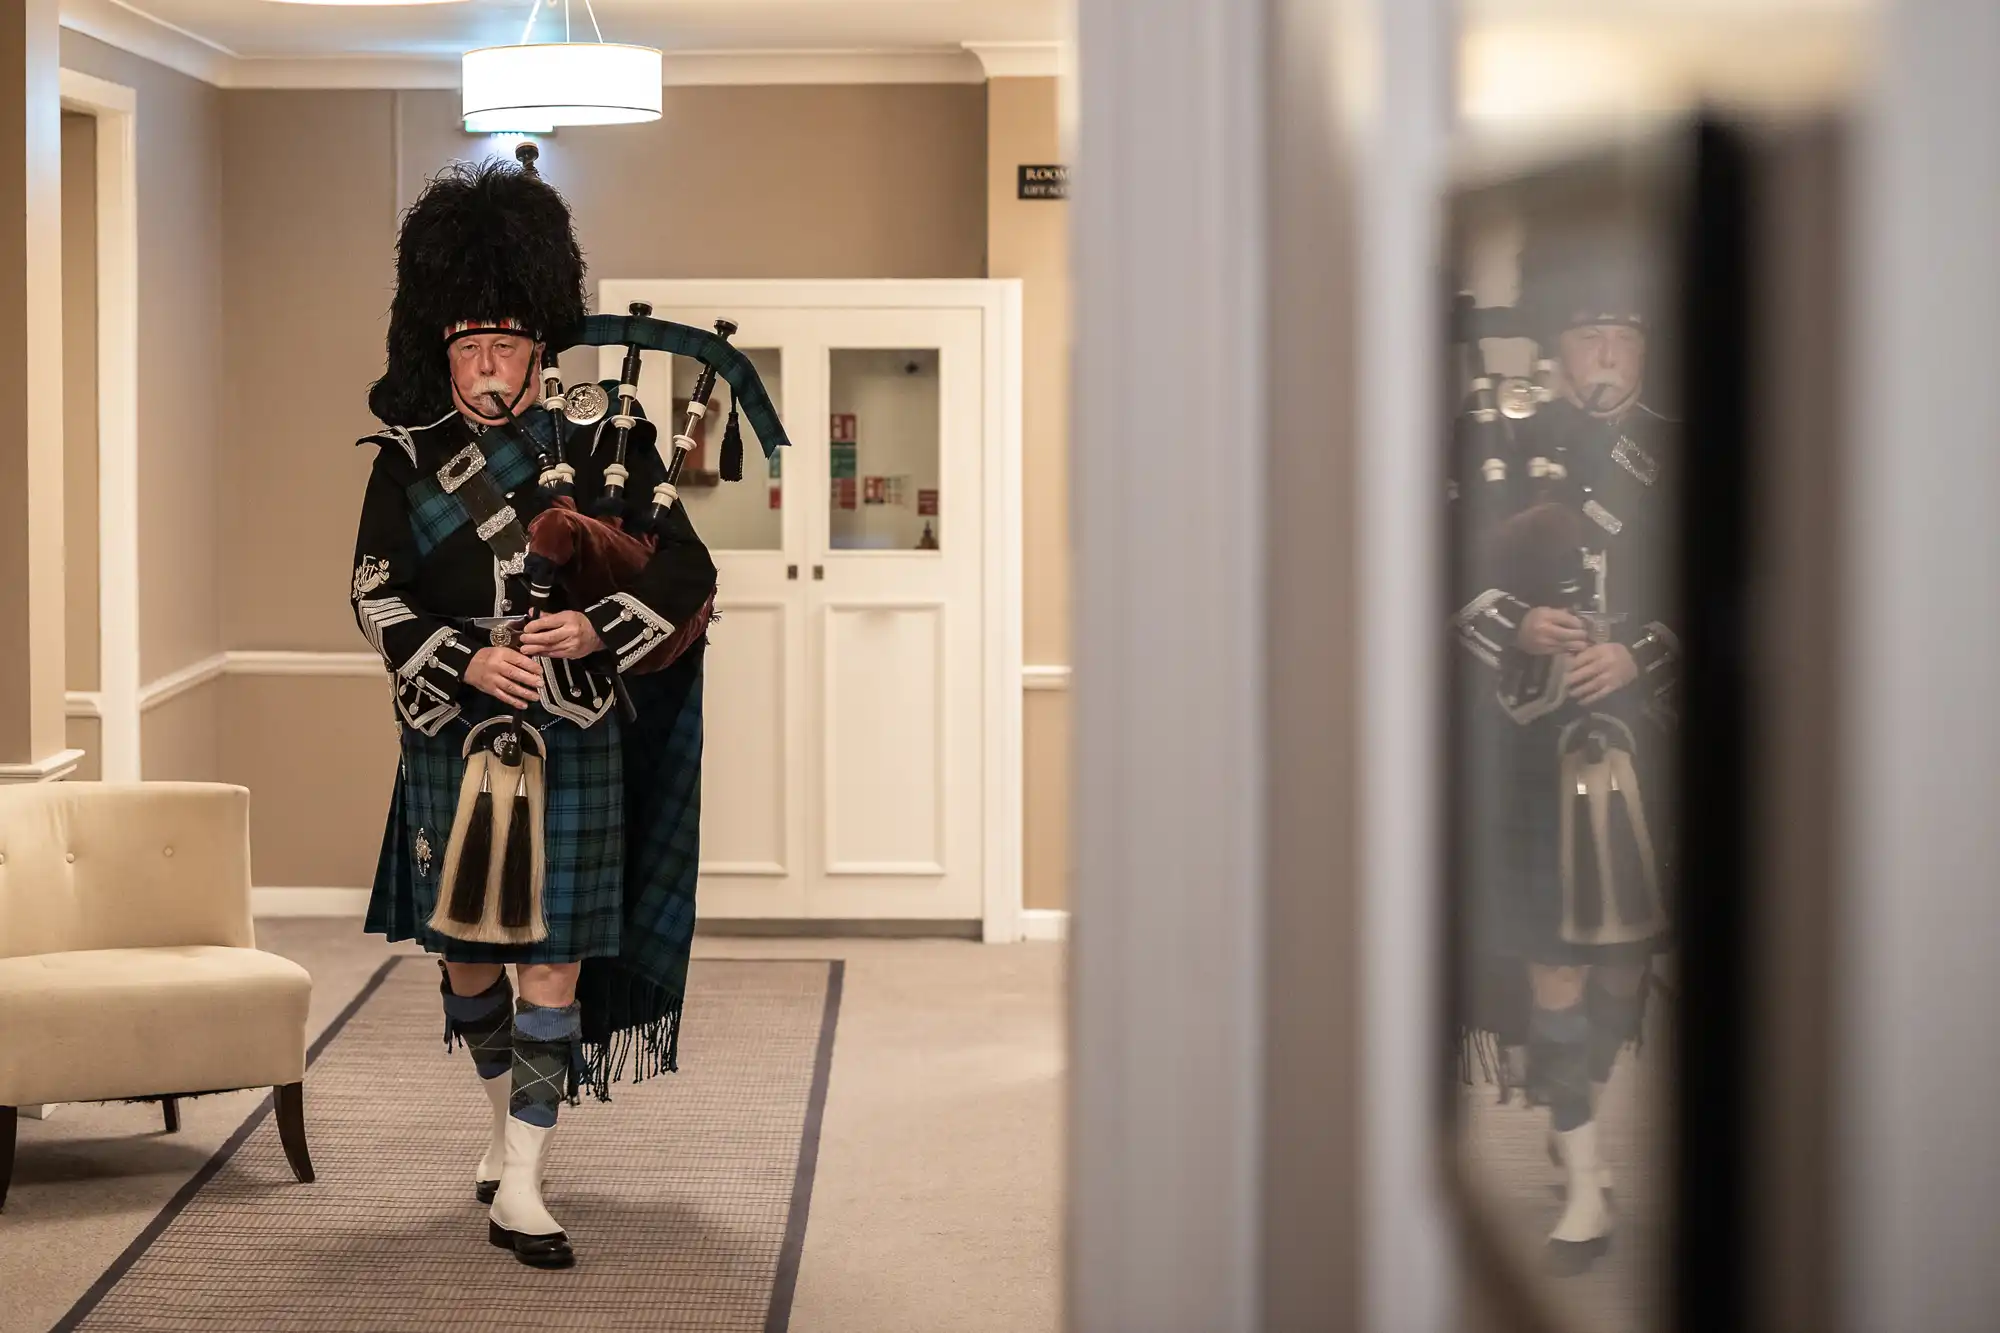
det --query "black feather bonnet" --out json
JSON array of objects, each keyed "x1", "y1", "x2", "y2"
[
  {"x1": 368, "y1": 149, "x2": 586, "y2": 426},
  {"x1": 1516, "y1": 205, "x2": 1660, "y2": 348}
]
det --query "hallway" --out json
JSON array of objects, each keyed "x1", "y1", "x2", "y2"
[{"x1": 0, "y1": 925, "x2": 1063, "y2": 1333}]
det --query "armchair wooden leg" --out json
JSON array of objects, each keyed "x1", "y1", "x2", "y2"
[
  {"x1": 274, "y1": 1083, "x2": 314, "y2": 1184},
  {"x1": 161, "y1": 1097, "x2": 180, "y2": 1134},
  {"x1": 1, "y1": 1106, "x2": 16, "y2": 1212}
]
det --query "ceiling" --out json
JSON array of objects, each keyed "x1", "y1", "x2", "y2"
[
  {"x1": 80, "y1": 0, "x2": 1065, "y2": 61},
  {"x1": 64, "y1": 0, "x2": 1860, "y2": 95}
]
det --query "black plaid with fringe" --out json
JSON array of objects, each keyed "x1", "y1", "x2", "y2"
[{"x1": 573, "y1": 651, "x2": 704, "y2": 1099}]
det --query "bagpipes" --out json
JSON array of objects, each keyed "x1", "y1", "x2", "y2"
[
  {"x1": 1451, "y1": 293, "x2": 1557, "y2": 481},
  {"x1": 429, "y1": 146, "x2": 791, "y2": 945}
]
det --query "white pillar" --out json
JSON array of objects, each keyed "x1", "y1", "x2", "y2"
[
  {"x1": 1355, "y1": 0, "x2": 1458, "y2": 1328},
  {"x1": 1844, "y1": 1, "x2": 2000, "y2": 1328},
  {"x1": 1069, "y1": 0, "x2": 1266, "y2": 1327}
]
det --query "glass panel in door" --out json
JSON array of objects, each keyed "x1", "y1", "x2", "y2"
[{"x1": 827, "y1": 348, "x2": 942, "y2": 552}]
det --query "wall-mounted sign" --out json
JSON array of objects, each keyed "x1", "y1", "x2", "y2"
[
  {"x1": 830, "y1": 442, "x2": 857, "y2": 480},
  {"x1": 1018, "y1": 164, "x2": 1069, "y2": 200},
  {"x1": 830, "y1": 412, "x2": 857, "y2": 443},
  {"x1": 863, "y1": 476, "x2": 887, "y2": 506},
  {"x1": 833, "y1": 476, "x2": 857, "y2": 510},
  {"x1": 769, "y1": 484, "x2": 783, "y2": 510},
  {"x1": 917, "y1": 488, "x2": 938, "y2": 516}
]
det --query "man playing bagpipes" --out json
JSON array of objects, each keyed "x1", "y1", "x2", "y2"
[
  {"x1": 351, "y1": 147, "x2": 785, "y2": 1269},
  {"x1": 1450, "y1": 223, "x2": 1681, "y2": 1276}
]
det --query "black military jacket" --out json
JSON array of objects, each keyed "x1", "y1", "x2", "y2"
[{"x1": 350, "y1": 409, "x2": 715, "y2": 735}]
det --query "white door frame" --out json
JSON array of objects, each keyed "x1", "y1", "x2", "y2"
[
  {"x1": 57, "y1": 68, "x2": 139, "y2": 783},
  {"x1": 595, "y1": 278, "x2": 1025, "y2": 943}
]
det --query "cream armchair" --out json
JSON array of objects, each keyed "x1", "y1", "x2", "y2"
[{"x1": 0, "y1": 782, "x2": 315, "y2": 1209}]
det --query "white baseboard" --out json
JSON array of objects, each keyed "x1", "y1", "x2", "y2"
[
  {"x1": 19, "y1": 1103, "x2": 59, "y2": 1119},
  {"x1": 252, "y1": 887, "x2": 371, "y2": 917},
  {"x1": 1020, "y1": 908, "x2": 1070, "y2": 941}
]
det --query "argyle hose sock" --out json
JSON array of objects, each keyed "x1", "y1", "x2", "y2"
[
  {"x1": 441, "y1": 968, "x2": 516, "y2": 1202},
  {"x1": 1585, "y1": 975, "x2": 1646, "y2": 1086},
  {"x1": 1528, "y1": 1002, "x2": 1592, "y2": 1134},
  {"x1": 441, "y1": 968, "x2": 515, "y2": 1080},
  {"x1": 509, "y1": 1000, "x2": 580, "y2": 1128}
]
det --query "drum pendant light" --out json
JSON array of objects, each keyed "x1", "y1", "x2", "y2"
[{"x1": 463, "y1": 0, "x2": 663, "y2": 133}]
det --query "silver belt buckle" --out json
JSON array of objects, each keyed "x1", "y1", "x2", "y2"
[{"x1": 470, "y1": 615, "x2": 530, "y2": 649}]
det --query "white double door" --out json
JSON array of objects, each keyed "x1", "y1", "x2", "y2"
[{"x1": 597, "y1": 282, "x2": 997, "y2": 922}]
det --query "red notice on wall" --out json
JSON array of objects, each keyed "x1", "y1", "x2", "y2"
[
  {"x1": 917, "y1": 488, "x2": 938, "y2": 516},
  {"x1": 769, "y1": 484, "x2": 783, "y2": 510},
  {"x1": 833, "y1": 477, "x2": 858, "y2": 510},
  {"x1": 829, "y1": 412, "x2": 857, "y2": 443}
]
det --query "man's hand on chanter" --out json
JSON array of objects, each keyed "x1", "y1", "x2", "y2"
[
  {"x1": 520, "y1": 611, "x2": 605, "y2": 661},
  {"x1": 467, "y1": 645, "x2": 542, "y2": 708}
]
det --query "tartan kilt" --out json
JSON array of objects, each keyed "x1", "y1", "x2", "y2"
[
  {"x1": 365, "y1": 694, "x2": 626, "y2": 964},
  {"x1": 365, "y1": 648, "x2": 706, "y2": 1098}
]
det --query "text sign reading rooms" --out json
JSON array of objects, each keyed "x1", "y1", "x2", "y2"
[{"x1": 1017, "y1": 164, "x2": 1069, "y2": 200}]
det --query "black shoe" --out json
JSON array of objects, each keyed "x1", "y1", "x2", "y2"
[
  {"x1": 477, "y1": 1179, "x2": 499, "y2": 1205},
  {"x1": 1546, "y1": 1233, "x2": 1610, "y2": 1278},
  {"x1": 489, "y1": 1219, "x2": 576, "y2": 1269}
]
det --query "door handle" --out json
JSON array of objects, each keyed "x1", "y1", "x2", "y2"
[
  {"x1": 813, "y1": 565, "x2": 824, "y2": 580},
  {"x1": 787, "y1": 565, "x2": 798, "y2": 580}
]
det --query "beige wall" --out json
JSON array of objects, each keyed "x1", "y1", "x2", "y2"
[
  {"x1": 66, "y1": 714, "x2": 101, "y2": 780},
  {"x1": 987, "y1": 77, "x2": 1071, "y2": 911},
  {"x1": 60, "y1": 33, "x2": 223, "y2": 684},
  {"x1": 217, "y1": 83, "x2": 988, "y2": 887},
  {"x1": 142, "y1": 685, "x2": 217, "y2": 781},
  {"x1": 219, "y1": 91, "x2": 396, "y2": 655},
  {"x1": 221, "y1": 676, "x2": 398, "y2": 888},
  {"x1": 62, "y1": 110, "x2": 98, "y2": 695},
  {"x1": 60, "y1": 31, "x2": 227, "y2": 780}
]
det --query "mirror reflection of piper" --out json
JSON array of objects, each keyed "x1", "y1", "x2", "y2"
[
  {"x1": 1452, "y1": 228, "x2": 1680, "y2": 1276},
  {"x1": 349, "y1": 151, "x2": 731, "y2": 1270}
]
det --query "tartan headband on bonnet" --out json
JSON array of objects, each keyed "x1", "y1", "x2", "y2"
[{"x1": 369, "y1": 155, "x2": 586, "y2": 426}]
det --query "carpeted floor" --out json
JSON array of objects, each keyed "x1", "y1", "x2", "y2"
[
  {"x1": 55, "y1": 956, "x2": 840, "y2": 1332},
  {"x1": 1, "y1": 924, "x2": 1063, "y2": 1333}
]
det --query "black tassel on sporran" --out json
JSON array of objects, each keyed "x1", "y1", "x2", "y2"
[
  {"x1": 499, "y1": 771, "x2": 535, "y2": 928},
  {"x1": 446, "y1": 777, "x2": 494, "y2": 923}
]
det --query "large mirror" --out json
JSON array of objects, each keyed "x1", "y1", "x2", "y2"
[{"x1": 1443, "y1": 132, "x2": 1711, "y2": 1333}]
